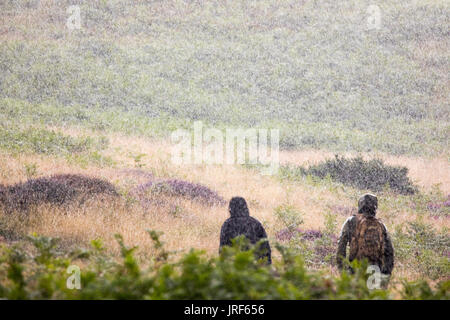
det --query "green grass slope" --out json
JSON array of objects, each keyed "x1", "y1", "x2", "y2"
[{"x1": 0, "y1": 0, "x2": 448, "y2": 155}]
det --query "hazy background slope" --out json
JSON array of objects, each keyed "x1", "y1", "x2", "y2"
[{"x1": 0, "y1": 0, "x2": 448, "y2": 155}]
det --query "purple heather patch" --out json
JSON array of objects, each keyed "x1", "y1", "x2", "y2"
[
  {"x1": 302, "y1": 229, "x2": 324, "y2": 240},
  {"x1": 426, "y1": 194, "x2": 450, "y2": 211},
  {"x1": 275, "y1": 228, "x2": 299, "y2": 241},
  {"x1": 276, "y1": 228, "x2": 334, "y2": 242},
  {"x1": 427, "y1": 197, "x2": 450, "y2": 211},
  {"x1": 276, "y1": 228, "x2": 338, "y2": 265},
  {"x1": 427, "y1": 202, "x2": 442, "y2": 211},
  {"x1": 0, "y1": 174, "x2": 118, "y2": 212},
  {"x1": 134, "y1": 178, "x2": 226, "y2": 207}
]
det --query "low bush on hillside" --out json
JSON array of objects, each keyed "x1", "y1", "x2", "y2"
[
  {"x1": 0, "y1": 174, "x2": 118, "y2": 213},
  {"x1": 279, "y1": 155, "x2": 418, "y2": 195},
  {"x1": 0, "y1": 232, "x2": 448, "y2": 300},
  {"x1": 134, "y1": 179, "x2": 226, "y2": 207}
]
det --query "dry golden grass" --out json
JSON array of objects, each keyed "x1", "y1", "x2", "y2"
[{"x1": 0, "y1": 128, "x2": 449, "y2": 282}]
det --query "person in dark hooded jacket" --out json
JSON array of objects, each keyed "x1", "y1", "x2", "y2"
[{"x1": 219, "y1": 197, "x2": 272, "y2": 264}]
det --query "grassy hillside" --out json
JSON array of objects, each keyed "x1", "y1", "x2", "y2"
[
  {"x1": 0, "y1": 0, "x2": 448, "y2": 155},
  {"x1": 0, "y1": 0, "x2": 449, "y2": 298}
]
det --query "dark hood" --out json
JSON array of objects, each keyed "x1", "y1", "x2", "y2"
[
  {"x1": 358, "y1": 193, "x2": 378, "y2": 217},
  {"x1": 229, "y1": 197, "x2": 250, "y2": 218}
]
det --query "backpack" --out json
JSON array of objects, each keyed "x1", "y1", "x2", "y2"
[{"x1": 349, "y1": 214, "x2": 385, "y2": 265}]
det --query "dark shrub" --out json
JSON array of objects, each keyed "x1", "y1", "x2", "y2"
[
  {"x1": 134, "y1": 179, "x2": 226, "y2": 207},
  {"x1": 280, "y1": 155, "x2": 418, "y2": 195},
  {"x1": 0, "y1": 174, "x2": 118, "y2": 212}
]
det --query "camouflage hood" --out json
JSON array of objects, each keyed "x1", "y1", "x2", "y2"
[
  {"x1": 358, "y1": 193, "x2": 378, "y2": 216},
  {"x1": 229, "y1": 196, "x2": 250, "y2": 218}
]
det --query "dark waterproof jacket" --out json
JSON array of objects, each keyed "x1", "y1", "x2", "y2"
[{"x1": 219, "y1": 198, "x2": 272, "y2": 264}]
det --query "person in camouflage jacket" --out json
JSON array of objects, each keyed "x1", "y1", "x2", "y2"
[
  {"x1": 336, "y1": 194, "x2": 394, "y2": 275},
  {"x1": 219, "y1": 197, "x2": 272, "y2": 264}
]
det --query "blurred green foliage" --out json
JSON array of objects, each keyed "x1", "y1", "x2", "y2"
[{"x1": 0, "y1": 231, "x2": 448, "y2": 300}]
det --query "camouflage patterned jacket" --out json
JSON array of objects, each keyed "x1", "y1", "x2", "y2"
[
  {"x1": 219, "y1": 200, "x2": 272, "y2": 264},
  {"x1": 336, "y1": 214, "x2": 394, "y2": 274}
]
